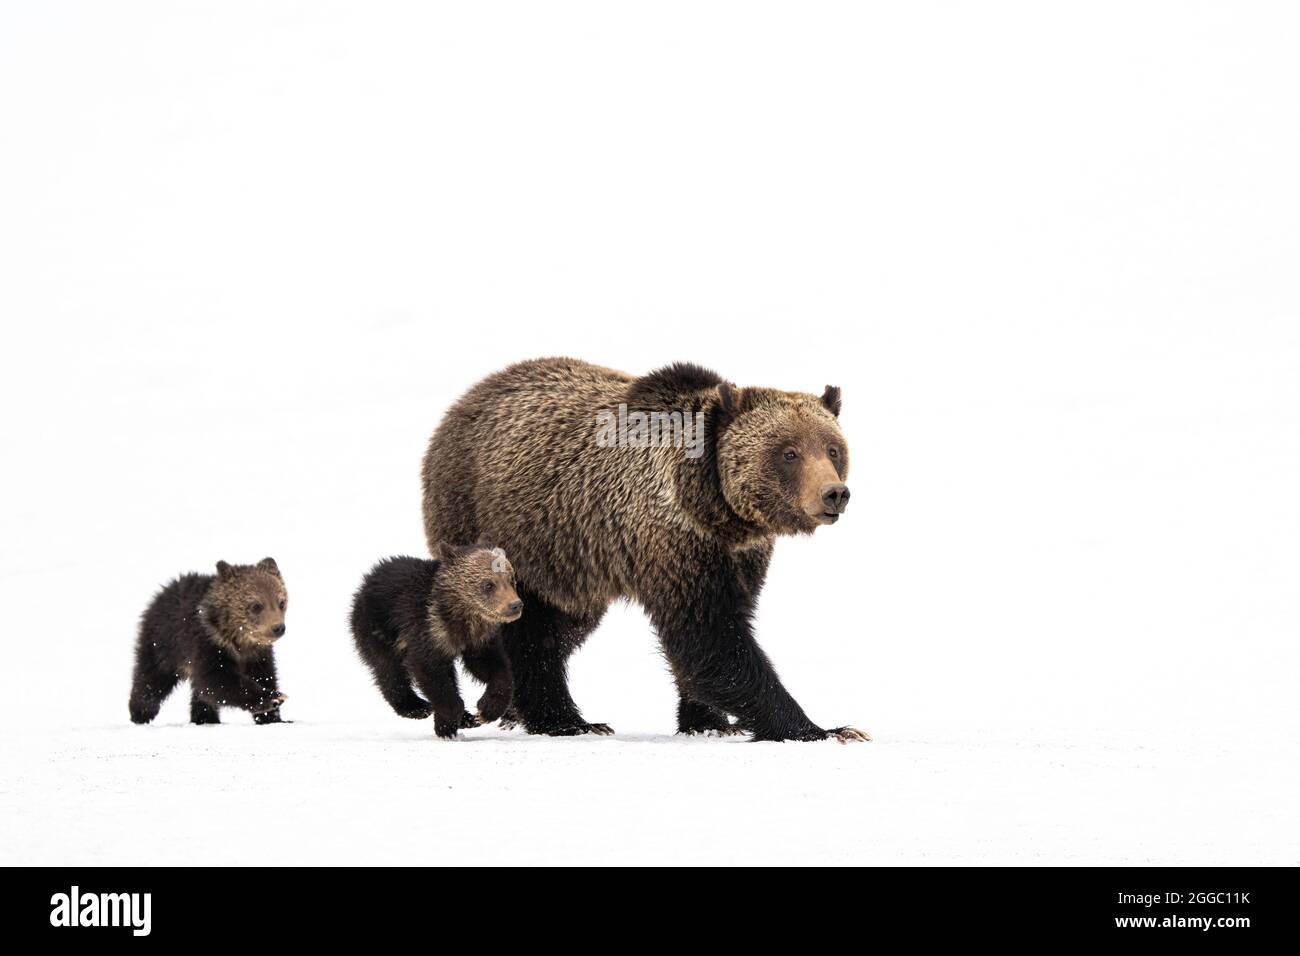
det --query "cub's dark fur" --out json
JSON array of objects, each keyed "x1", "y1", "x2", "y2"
[
  {"x1": 350, "y1": 538, "x2": 521, "y2": 738},
  {"x1": 129, "y1": 558, "x2": 289, "y2": 725}
]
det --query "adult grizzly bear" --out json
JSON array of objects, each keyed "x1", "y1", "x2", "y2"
[{"x1": 421, "y1": 358, "x2": 866, "y2": 742}]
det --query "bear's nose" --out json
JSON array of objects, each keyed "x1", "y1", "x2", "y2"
[
  {"x1": 271, "y1": 623, "x2": 286, "y2": 637},
  {"x1": 821, "y1": 483, "x2": 850, "y2": 513},
  {"x1": 507, "y1": 601, "x2": 524, "y2": 615}
]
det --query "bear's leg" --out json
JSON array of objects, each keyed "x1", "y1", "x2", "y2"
[
  {"x1": 352, "y1": 603, "x2": 434, "y2": 718},
  {"x1": 192, "y1": 661, "x2": 283, "y2": 723},
  {"x1": 128, "y1": 644, "x2": 178, "y2": 724},
  {"x1": 242, "y1": 654, "x2": 291, "y2": 725},
  {"x1": 676, "y1": 698, "x2": 742, "y2": 736},
  {"x1": 499, "y1": 595, "x2": 611, "y2": 736},
  {"x1": 461, "y1": 638, "x2": 513, "y2": 724},
  {"x1": 405, "y1": 645, "x2": 470, "y2": 738},
  {"x1": 190, "y1": 690, "x2": 220, "y2": 725},
  {"x1": 648, "y1": 570, "x2": 867, "y2": 743},
  {"x1": 367, "y1": 640, "x2": 434, "y2": 719}
]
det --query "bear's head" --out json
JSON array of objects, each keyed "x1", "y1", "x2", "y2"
[
  {"x1": 715, "y1": 383, "x2": 850, "y2": 536},
  {"x1": 434, "y1": 533, "x2": 524, "y2": 624},
  {"x1": 202, "y1": 557, "x2": 288, "y2": 651}
]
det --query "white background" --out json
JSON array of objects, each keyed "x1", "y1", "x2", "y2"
[{"x1": 1, "y1": 2, "x2": 1297, "y2": 864}]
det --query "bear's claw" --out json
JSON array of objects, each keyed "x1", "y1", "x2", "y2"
[
  {"x1": 535, "y1": 721, "x2": 614, "y2": 736},
  {"x1": 827, "y1": 726, "x2": 871, "y2": 743}
]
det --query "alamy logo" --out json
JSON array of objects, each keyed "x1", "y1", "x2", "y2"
[
  {"x1": 49, "y1": 886, "x2": 151, "y2": 937},
  {"x1": 595, "y1": 404, "x2": 705, "y2": 459}
]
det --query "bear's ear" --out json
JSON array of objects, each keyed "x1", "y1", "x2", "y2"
[
  {"x1": 257, "y1": 557, "x2": 280, "y2": 576},
  {"x1": 717, "y1": 382, "x2": 746, "y2": 414},
  {"x1": 474, "y1": 532, "x2": 496, "y2": 550},
  {"x1": 434, "y1": 541, "x2": 459, "y2": 564},
  {"x1": 216, "y1": 560, "x2": 235, "y2": 580},
  {"x1": 820, "y1": 385, "x2": 842, "y2": 417}
]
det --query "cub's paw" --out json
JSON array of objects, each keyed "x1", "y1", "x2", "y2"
[
  {"x1": 461, "y1": 711, "x2": 484, "y2": 729},
  {"x1": 396, "y1": 701, "x2": 434, "y2": 720},
  {"x1": 433, "y1": 721, "x2": 460, "y2": 739},
  {"x1": 252, "y1": 693, "x2": 288, "y2": 716}
]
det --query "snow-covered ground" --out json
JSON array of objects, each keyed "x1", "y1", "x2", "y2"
[
  {"x1": 2, "y1": 3, "x2": 1298, "y2": 865},
  {"x1": 6, "y1": 722, "x2": 1292, "y2": 866}
]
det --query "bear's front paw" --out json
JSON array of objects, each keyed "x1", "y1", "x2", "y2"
[
  {"x1": 568, "y1": 721, "x2": 614, "y2": 736},
  {"x1": 529, "y1": 720, "x2": 615, "y2": 737},
  {"x1": 756, "y1": 724, "x2": 870, "y2": 742},
  {"x1": 476, "y1": 691, "x2": 511, "y2": 724},
  {"x1": 825, "y1": 726, "x2": 871, "y2": 743},
  {"x1": 396, "y1": 701, "x2": 434, "y2": 719},
  {"x1": 251, "y1": 693, "x2": 287, "y2": 716},
  {"x1": 461, "y1": 711, "x2": 484, "y2": 729}
]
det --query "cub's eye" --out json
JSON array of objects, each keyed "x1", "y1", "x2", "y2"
[
  {"x1": 278, "y1": 600, "x2": 287, "y2": 611},
  {"x1": 783, "y1": 449, "x2": 798, "y2": 462},
  {"x1": 482, "y1": 581, "x2": 495, "y2": 594},
  {"x1": 250, "y1": 603, "x2": 264, "y2": 615},
  {"x1": 828, "y1": 447, "x2": 839, "y2": 459}
]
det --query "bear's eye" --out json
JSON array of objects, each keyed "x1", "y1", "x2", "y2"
[
  {"x1": 278, "y1": 600, "x2": 286, "y2": 611},
  {"x1": 783, "y1": 449, "x2": 798, "y2": 462},
  {"x1": 250, "y1": 602, "x2": 264, "y2": 615},
  {"x1": 482, "y1": 581, "x2": 495, "y2": 594},
  {"x1": 828, "y1": 447, "x2": 839, "y2": 459}
]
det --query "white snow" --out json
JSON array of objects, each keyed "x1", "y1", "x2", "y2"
[{"x1": 2, "y1": 2, "x2": 1298, "y2": 865}]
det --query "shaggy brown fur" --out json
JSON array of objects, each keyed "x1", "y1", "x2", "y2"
[
  {"x1": 350, "y1": 537, "x2": 521, "y2": 738},
  {"x1": 129, "y1": 558, "x2": 289, "y2": 725},
  {"x1": 421, "y1": 358, "x2": 866, "y2": 741}
]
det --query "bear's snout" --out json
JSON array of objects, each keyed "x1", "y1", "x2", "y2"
[
  {"x1": 820, "y1": 482, "x2": 850, "y2": 517},
  {"x1": 270, "y1": 623, "x2": 286, "y2": 638}
]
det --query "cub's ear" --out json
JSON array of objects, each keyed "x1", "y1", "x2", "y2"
[
  {"x1": 717, "y1": 382, "x2": 746, "y2": 414},
  {"x1": 434, "y1": 541, "x2": 458, "y2": 563},
  {"x1": 474, "y1": 532, "x2": 496, "y2": 550},
  {"x1": 820, "y1": 385, "x2": 842, "y2": 417},
  {"x1": 257, "y1": 557, "x2": 280, "y2": 576},
  {"x1": 216, "y1": 560, "x2": 235, "y2": 580}
]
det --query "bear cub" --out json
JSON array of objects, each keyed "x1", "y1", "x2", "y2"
[
  {"x1": 351, "y1": 536, "x2": 521, "y2": 738},
  {"x1": 129, "y1": 557, "x2": 290, "y2": 725}
]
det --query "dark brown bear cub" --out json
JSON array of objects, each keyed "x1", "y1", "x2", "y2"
[
  {"x1": 351, "y1": 537, "x2": 521, "y2": 738},
  {"x1": 129, "y1": 558, "x2": 289, "y2": 725}
]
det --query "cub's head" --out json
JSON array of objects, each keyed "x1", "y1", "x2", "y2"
[
  {"x1": 435, "y1": 534, "x2": 523, "y2": 623},
  {"x1": 715, "y1": 383, "x2": 850, "y2": 535},
  {"x1": 206, "y1": 557, "x2": 288, "y2": 648}
]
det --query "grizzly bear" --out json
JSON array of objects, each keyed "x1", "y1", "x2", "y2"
[
  {"x1": 350, "y1": 537, "x2": 521, "y2": 738},
  {"x1": 129, "y1": 558, "x2": 289, "y2": 725},
  {"x1": 421, "y1": 358, "x2": 868, "y2": 742}
]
